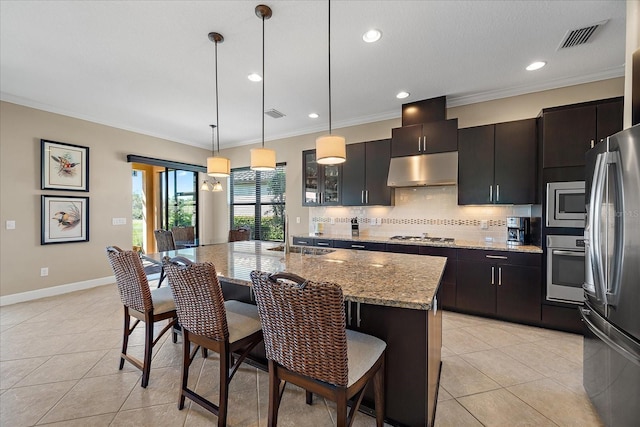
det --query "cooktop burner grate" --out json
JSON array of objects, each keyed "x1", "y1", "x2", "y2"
[{"x1": 389, "y1": 236, "x2": 455, "y2": 243}]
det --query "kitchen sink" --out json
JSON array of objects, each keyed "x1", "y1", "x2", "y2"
[{"x1": 267, "y1": 245, "x2": 335, "y2": 255}]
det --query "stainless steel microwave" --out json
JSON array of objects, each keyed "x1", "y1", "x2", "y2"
[{"x1": 546, "y1": 181, "x2": 586, "y2": 228}]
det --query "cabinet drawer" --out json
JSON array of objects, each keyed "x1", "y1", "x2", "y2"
[
  {"x1": 457, "y1": 249, "x2": 541, "y2": 267},
  {"x1": 385, "y1": 243, "x2": 420, "y2": 254},
  {"x1": 292, "y1": 237, "x2": 314, "y2": 246},
  {"x1": 314, "y1": 238, "x2": 334, "y2": 247},
  {"x1": 333, "y1": 240, "x2": 386, "y2": 251}
]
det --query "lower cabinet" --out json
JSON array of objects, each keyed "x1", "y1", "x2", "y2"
[
  {"x1": 420, "y1": 246, "x2": 457, "y2": 309},
  {"x1": 456, "y1": 249, "x2": 542, "y2": 324},
  {"x1": 347, "y1": 301, "x2": 441, "y2": 426},
  {"x1": 333, "y1": 239, "x2": 386, "y2": 251}
]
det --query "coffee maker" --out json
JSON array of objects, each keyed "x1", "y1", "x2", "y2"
[{"x1": 506, "y1": 217, "x2": 531, "y2": 245}]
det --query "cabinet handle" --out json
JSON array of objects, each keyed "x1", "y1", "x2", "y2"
[
  {"x1": 418, "y1": 137, "x2": 422, "y2": 152},
  {"x1": 590, "y1": 139, "x2": 595, "y2": 149},
  {"x1": 361, "y1": 190, "x2": 364, "y2": 204},
  {"x1": 365, "y1": 190, "x2": 369, "y2": 204},
  {"x1": 498, "y1": 267, "x2": 502, "y2": 285},
  {"x1": 486, "y1": 255, "x2": 508, "y2": 259},
  {"x1": 491, "y1": 266, "x2": 495, "y2": 285},
  {"x1": 317, "y1": 242, "x2": 329, "y2": 246},
  {"x1": 489, "y1": 185, "x2": 493, "y2": 202},
  {"x1": 496, "y1": 184, "x2": 500, "y2": 202},
  {"x1": 356, "y1": 302, "x2": 361, "y2": 328},
  {"x1": 351, "y1": 244, "x2": 365, "y2": 249},
  {"x1": 298, "y1": 240, "x2": 309, "y2": 244},
  {"x1": 423, "y1": 136, "x2": 427, "y2": 152}
]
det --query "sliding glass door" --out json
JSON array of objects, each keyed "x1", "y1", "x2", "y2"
[{"x1": 158, "y1": 168, "x2": 198, "y2": 235}]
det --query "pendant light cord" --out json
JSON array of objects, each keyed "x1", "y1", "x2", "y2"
[
  {"x1": 328, "y1": 0, "x2": 332, "y2": 135},
  {"x1": 261, "y1": 13, "x2": 265, "y2": 148},
  {"x1": 215, "y1": 39, "x2": 220, "y2": 156}
]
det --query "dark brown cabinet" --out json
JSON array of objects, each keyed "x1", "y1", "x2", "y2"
[
  {"x1": 420, "y1": 246, "x2": 457, "y2": 309},
  {"x1": 333, "y1": 239, "x2": 386, "y2": 251},
  {"x1": 458, "y1": 118, "x2": 537, "y2": 205},
  {"x1": 542, "y1": 97, "x2": 623, "y2": 168},
  {"x1": 342, "y1": 139, "x2": 394, "y2": 206},
  {"x1": 391, "y1": 119, "x2": 458, "y2": 157},
  {"x1": 302, "y1": 150, "x2": 341, "y2": 206},
  {"x1": 456, "y1": 249, "x2": 541, "y2": 324}
]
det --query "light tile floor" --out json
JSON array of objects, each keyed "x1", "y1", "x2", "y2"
[{"x1": 0, "y1": 283, "x2": 603, "y2": 426}]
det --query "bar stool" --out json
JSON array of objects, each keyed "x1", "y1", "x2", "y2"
[
  {"x1": 105, "y1": 246, "x2": 178, "y2": 388},
  {"x1": 250, "y1": 270, "x2": 386, "y2": 427},
  {"x1": 163, "y1": 256, "x2": 263, "y2": 427}
]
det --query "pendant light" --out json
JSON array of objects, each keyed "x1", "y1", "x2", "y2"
[
  {"x1": 316, "y1": 0, "x2": 346, "y2": 165},
  {"x1": 206, "y1": 32, "x2": 231, "y2": 177},
  {"x1": 250, "y1": 4, "x2": 276, "y2": 171}
]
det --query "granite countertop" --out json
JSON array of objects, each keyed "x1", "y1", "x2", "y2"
[
  {"x1": 146, "y1": 241, "x2": 446, "y2": 311},
  {"x1": 293, "y1": 234, "x2": 543, "y2": 254}
]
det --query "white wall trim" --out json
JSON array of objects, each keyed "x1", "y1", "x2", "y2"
[{"x1": 0, "y1": 276, "x2": 115, "y2": 306}]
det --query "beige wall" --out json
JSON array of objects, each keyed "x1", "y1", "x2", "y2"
[{"x1": 0, "y1": 77, "x2": 624, "y2": 300}]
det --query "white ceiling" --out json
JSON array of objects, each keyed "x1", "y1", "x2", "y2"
[{"x1": 0, "y1": 1, "x2": 626, "y2": 151}]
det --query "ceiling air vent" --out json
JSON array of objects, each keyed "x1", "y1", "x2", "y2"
[
  {"x1": 557, "y1": 20, "x2": 607, "y2": 50},
  {"x1": 264, "y1": 109, "x2": 286, "y2": 119}
]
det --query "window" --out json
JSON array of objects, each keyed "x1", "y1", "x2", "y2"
[{"x1": 230, "y1": 163, "x2": 286, "y2": 241}]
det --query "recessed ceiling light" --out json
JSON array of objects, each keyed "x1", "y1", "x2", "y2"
[
  {"x1": 308, "y1": 113, "x2": 319, "y2": 119},
  {"x1": 247, "y1": 73, "x2": 262, "y2": 82},
  {"x1": 396, "y1": 91, "x2": 410, "y2": 99},
  {"x1": 526, "y1": 61, "x2": 546, "y2": 71},
  {"x1": 362, "y1": 29, "x2": 382, "y2": 43}
]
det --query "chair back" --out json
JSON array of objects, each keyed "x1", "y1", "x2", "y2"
[
  {"x1": 250, "y1": 271, "x2": 348, "y2": 387},
  {"x1": 154, "y1": 229, "x2": 176, "y2": 252},
  {"x1": 106, "y1": 246, "x2": 153, "y2": 313},
  {"x1": 172, "y1": 226, "x2": 195, "y2": 246},
  {"x1": 228, "y1": 228, "x2": 251, "y2": 242},
  {"x1": 163, "y1": 257, "x2": 229, "y2": 341}
]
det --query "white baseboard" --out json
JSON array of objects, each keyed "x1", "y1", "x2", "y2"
[{"x1": 0, "y1": 276, "x2": 116, "y2": 306}]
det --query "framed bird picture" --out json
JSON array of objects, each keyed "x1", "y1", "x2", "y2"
[
  {"x1": 41, "y1": 139, "x2": 89, "y2": 191},
  {"x1": 41, "y1": 195, "x2": 89, "y2": 244}
]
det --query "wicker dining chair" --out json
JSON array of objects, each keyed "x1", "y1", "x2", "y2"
[
  {"x1": 154, "y1": 229, "x2": 176, "y2": 287},
  {"x1": 163, "y1": 256, "x2": 263, "y2": 427},
  {"x1": 228, "y1": 227, "x2": 251, "y2": 242},
  {"x1": 249, "y1": 270, "x2": 386, "y2": 427},
  {"x1": 105, "y1": 246, "x2": 178, "y2": 388},
  {"x1": 172, "y1": 226, "x2": 195, "y2": 248}
]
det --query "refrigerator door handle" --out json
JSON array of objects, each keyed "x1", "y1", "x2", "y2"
[
  {"x1": 588, "y1": 153, "x2": 607, "y2": 303},
  {"x1": 580, "y1": 307, "x2": 640, "y2": 367},
  {"x1": 605, "y1": 151, "x2": 625, "y2": 307}
]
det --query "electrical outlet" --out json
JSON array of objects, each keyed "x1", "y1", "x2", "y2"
[
  {"x1": 6, "y1": 220, "x2": 15, "y2": 230},
  {"x1": 40, "y1": 267, "x2": 48, "y2": 277},
  {"x1": 480, "y1": 220, "x2": 488, "y2": 229},
  {"x1": 296, "y1": 217, "x2": 300, "y2": 224},
  {"x1": 330, "y1": 217, "x2": 335, "y2": 224},
  {"x1": 112, "y1": 218, "x2": 127, "y2": 226}
]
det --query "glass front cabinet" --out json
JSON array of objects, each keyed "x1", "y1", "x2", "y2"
[{"x1": 302, "y1": 149, "x2": 341, "y2": 206}]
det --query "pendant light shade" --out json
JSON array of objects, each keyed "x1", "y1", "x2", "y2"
[
  {"x1": 250, "y1": 5, "x2": 276, "y2": 171},
  {"x1": 315, "y1": 0, "x2": 346, "y2": 165},
  {"x1": 206, "y1": 32, "x2": 231, "y2": 178},
  {"x1": 316, "y1": 134, "x2": 346, "y2": 165}
]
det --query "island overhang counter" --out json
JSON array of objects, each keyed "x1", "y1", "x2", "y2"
[{"x1": 146, "y1": 241, "x2": 445, "y2": 426}]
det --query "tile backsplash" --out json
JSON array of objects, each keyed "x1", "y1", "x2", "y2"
[{"x1": 308, "y1": 186, "x2": 541, "y2": 244}]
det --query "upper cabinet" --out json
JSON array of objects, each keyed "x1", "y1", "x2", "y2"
[
  {"x1": 391, "y1": 119, "x2": 458, "y2": 157},
  {"x1": 302, "y1": 150, "x2": 341, "y2": 206},
  {"x1": 342, "y1": 139, "x2": 394, "y2": 206},
  {"x1": 458, "y1": 118, "x2": 537, "y2": 205},
  {"x1": 542, "y1": 97, "x2": 623, "y2": 169}
]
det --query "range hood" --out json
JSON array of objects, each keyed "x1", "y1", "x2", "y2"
[{"x1": 387, "y1": 152, "x2": 458, "y2": 187}]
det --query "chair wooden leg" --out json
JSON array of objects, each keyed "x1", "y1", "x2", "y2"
[
  {"x1": 305, "y1": 390, "x2": 313, "y2": 405},
  {"x1": 178, "y1": 330, "x2": 190, "y2": 410},
  {"x1": 336, "y1": 388, "x2": 348, "y2": 427},
  {"x1": 374, "y1": 356, "x2": 385, "y2": 427},
  {"x1": 119, "y1": 307, "x2": 130, "y2": 370},
  {"x1": 267, "y1": 361, "x2": 281, "y2": 427},
  {"x1": 141, "y1": 316, "x2": 154, "y2": 388},
  {"x1": 218, "y1": 349, "x2": 230, "y2": 427},
  {"x1": 172, "y1": 321, "x2": 179, "y2": 343}
]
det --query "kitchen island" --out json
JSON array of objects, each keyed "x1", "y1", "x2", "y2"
[{"x1": 146, "y1": 241, "x2": 446, "y2": 426}]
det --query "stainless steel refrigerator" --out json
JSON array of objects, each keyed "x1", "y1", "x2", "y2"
[{"x1": 582, "y1": 124, "x2": 640, "y2": 426}]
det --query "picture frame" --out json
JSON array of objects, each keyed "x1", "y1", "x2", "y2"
[
  {"x1": 41, "y1": 195, "x2": 89, "y2": 244},
  {"x1": 41, "y1": 139, "x2": 89, "y2": 191}
]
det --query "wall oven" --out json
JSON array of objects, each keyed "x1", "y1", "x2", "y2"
[
  {"x1": 546, "y1": 181, "x2": 586, "y2": 228},
  {"x1": 546, "y1": 235, "x2": 585, "y2": 304}
]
